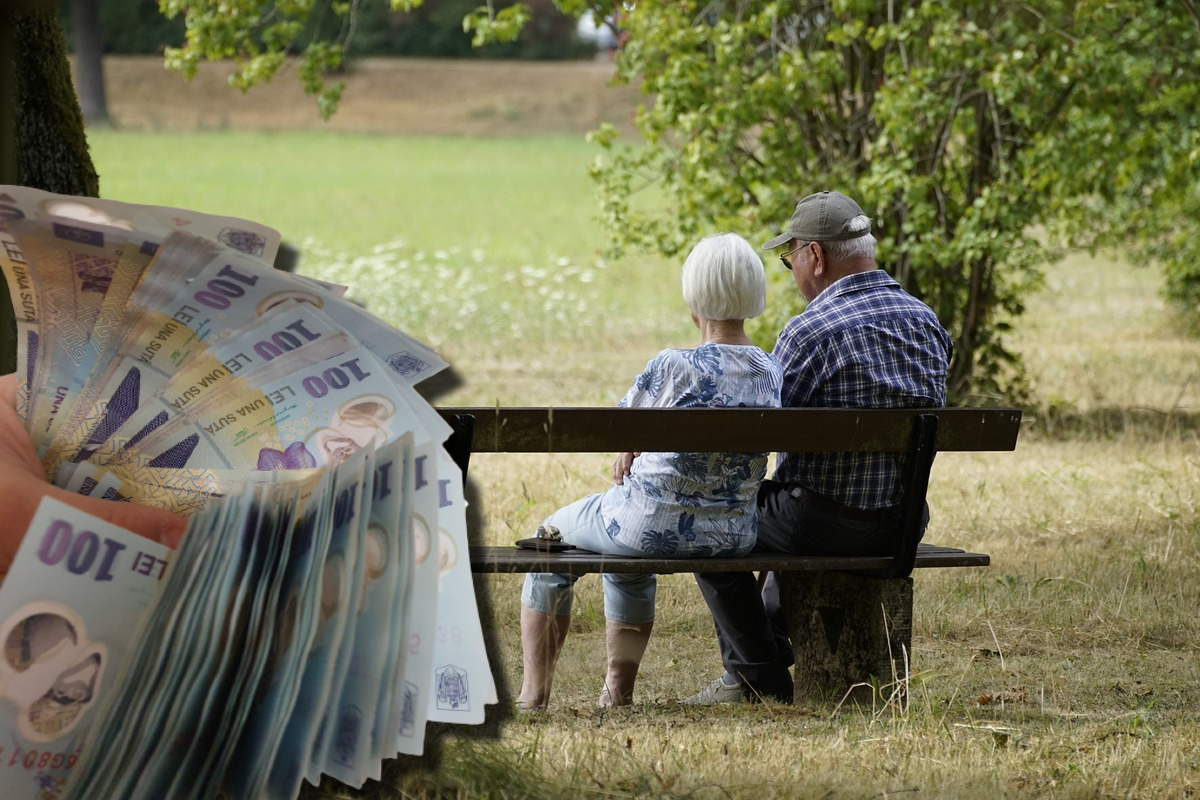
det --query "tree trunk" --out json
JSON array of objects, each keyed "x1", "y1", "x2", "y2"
[
  {"x1": 0, "y1": 0, "x2": 99, "y2": 376},
  {"x1": 778, "y1": 571, "x2": 914, "y2": 705},
  {"x1": 70, "y1": 0, "x2": 109, "y2": 126},
  {"x1": 0, "y1": 6, "x2": 16, "y2": 377},
  {"x1": 14, "y1": 8, "x2": 99, "y2": 196}
]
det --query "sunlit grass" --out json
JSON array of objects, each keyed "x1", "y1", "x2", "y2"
[
  {"x1": 88, "y1": 131, "x2": 616, "y2": 260},
  {"x1": 1015, "y1": 251, "x2": 1200, "y2": 416},
  {"x1": 88, "y1": 130, "x2": 1200, "y2": 799},
  {"x1": 88, "y1": 129, "x2": 694, "y2": 405}
]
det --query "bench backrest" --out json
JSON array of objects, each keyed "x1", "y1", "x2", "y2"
[
  {"x1": 435, "y1": 406, "x2": 1023, "y2": 578},
  {"x1": 435, "y1": 407, "x2": 1022, "y2": 454}
]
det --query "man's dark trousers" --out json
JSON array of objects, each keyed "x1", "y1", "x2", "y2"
[{"x1": 694, "y1": 482, "x2": 917, "y2": 701}]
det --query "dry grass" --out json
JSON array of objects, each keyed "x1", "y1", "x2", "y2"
[
  {"x1": 88, "y1": 57, "x2": 1200, "y2": 800},
  {"x1": 327, "y1": 250, "x2": 1200, "y2": 800},
  {"x1": 1017, "y1": 252, "x2": 1199, "y2": 416}
]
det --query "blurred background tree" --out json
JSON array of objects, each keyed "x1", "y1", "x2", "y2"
[{"x1": 578, "y1": 0, "x2": 1200, "y2": 403}]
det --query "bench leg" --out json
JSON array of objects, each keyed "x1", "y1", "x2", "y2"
[{"x1": 777, "y1": 572, "x2": 913, "y2": 705}]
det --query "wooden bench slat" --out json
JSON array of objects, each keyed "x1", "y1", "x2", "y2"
[
  {"x1": 468, "y1": 542, "x2": 990, "y2": 575},
  {"x1": 436, "y1": 406, "x2": 1022, "y2": 454}
]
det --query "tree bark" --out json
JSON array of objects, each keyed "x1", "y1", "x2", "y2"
[
  {"x1": 14, "y1": 8, "x2": 99, "y2": 197},
  {"x1": 0, "y1": 0, "x2": 99, "y2": 376},
  {"x1": 778, "y1": 571, "x2": 914, "y2": 705},
  {"x1": 70, "y1": 0, "x2": 109, "y2": 126},
  {"x1": 0, "y1": 6, "x2": 16, "y2": 377}
]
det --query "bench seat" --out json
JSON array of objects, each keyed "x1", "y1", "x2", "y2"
[
  {"x1": 469, "y1": 542, "x2": 989, "y2": 575},
  {"x1": 439, "y1": 405, "x2": 1021, "y2": 704}
]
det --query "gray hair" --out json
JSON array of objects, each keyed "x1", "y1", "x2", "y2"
[
  {"x1": 820, "y1": 214, "x2": 876, "y2": 261},
  {"x1": 681, "y1": 232, "x2": 767, "y2": 320}
]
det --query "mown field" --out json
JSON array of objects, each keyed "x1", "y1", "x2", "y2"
[{"x1": 88, "y1": 128, "x2": 1200, "y2": 800}]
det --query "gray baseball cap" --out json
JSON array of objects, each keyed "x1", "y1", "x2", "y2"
[{"x1": 762, "y1": 191, "x2": 872, "y2": 249}]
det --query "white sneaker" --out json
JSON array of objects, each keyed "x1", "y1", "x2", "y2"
[{"x1": 682, "y1": 676, "x2": 745, "y2": 705}]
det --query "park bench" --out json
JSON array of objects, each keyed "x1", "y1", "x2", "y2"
[{"x1": 436, "y1": 405, "x2": 1023, "y2": 703}]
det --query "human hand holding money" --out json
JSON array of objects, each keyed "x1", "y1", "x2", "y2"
[
  {"x1": 0, "y1": 187, "x2": 495, "y2": 799},
  {"x1": 0, "y1": 373, "x2": 186, "y2": 584}
]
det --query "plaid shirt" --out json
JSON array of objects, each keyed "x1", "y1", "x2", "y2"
[{"x1": 772, "y1": 269, "x2": 952, "y2": 509}]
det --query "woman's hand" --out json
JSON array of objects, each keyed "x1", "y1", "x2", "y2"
[
  {"x1": 0, "y1": 373, "x2": 187, "y2": 583},
  {"x1": 612, "y1": 451, "x2": 641, "y2": 485}
]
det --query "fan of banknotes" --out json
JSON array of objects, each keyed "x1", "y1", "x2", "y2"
[{"x1": 0, "y1": 186, "x2": 495, "y2": 800}]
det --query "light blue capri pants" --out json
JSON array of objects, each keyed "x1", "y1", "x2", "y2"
[{"x1": 521, "y1": 493, "x2": 656, "y2": 624}]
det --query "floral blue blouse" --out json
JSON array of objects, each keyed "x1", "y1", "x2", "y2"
[{"x1": 599, "y1": 343, "x2": 783, "y2": 557}]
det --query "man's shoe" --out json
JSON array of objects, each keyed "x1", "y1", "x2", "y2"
[{"x1": 682, "y1": 676, "x2": 745, "y2": 705}]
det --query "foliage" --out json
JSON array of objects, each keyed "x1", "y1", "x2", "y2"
[
  {"x1": 582, "y1": 1, "x2": 1200, "y2": 403},
  {"x1": 153, "y1": 0, "x2": 592, "y2": 119},
  {"x1": 462, "y1": 0, "x2": 531, "y2": 48}
]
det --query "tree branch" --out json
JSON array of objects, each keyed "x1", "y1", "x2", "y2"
[
  {"x1": 925, "y1": 72, "x2": 972, "y2": 180},
  {"x1": 1179, "y1": 0, "x2": 1200, "y2": 35}
]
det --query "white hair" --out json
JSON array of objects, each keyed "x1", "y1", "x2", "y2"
[
  {"x1": 681, "y1": 232, "x2": 767, "y2": 320},
  {"x1": 821, "y1": 215, "x2": 876, "y2": 261}
]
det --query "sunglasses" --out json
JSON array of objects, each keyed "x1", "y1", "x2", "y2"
[{"x1": 779, "y1": 242, "x2": 807, "y2": 270}]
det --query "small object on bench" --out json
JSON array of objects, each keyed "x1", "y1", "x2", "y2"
[
  {"x1": 515, "y1": 524, "x2": 579, "y2": 553},
  {"x1": 439, "y1": 406, "x2": 1022, "y2": 704}
]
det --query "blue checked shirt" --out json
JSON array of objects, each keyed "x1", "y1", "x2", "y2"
[{"x1": 772, "y1": 270, "x2": 952, "y2": 509}]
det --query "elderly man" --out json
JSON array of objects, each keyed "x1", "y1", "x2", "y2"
[{"x1": 685, "y1": 191, "x2": 953, "y2": 705}]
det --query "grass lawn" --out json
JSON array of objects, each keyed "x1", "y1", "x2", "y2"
[
  {"x1": 89, "y1": 129, "x2": 688, "y2": 405},
  {"x1": 90, "y1": 130, "x2": 1200, "y2": 799}
]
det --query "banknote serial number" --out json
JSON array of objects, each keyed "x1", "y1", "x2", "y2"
[{"x1": 4, "y1": 744, "x2": 82, "y2": 771}]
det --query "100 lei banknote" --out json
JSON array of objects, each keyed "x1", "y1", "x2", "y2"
[
  {"x1": 115, "y1": 344, "x2": 428, "y2": 472},
  {"x1": 42, "y1": 243, "x2": 446, "y2": 479},
  {"x1": 0, "y1": 186, "x2": 283, "y2": 427},
  {"x1": 0, "y1": 497, "x2": 172, "y2": 800}
]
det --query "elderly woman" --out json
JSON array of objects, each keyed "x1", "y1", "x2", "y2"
[{"x1": 518, "y1": 232, "x2": 783, "y2": 711}]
